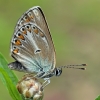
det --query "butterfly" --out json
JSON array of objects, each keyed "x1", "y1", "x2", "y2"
[{"x1": 8, "y1": 6, "x2": 86, "y2": 88}]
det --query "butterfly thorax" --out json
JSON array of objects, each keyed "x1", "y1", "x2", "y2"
[{"x1": 37, "y1": 67, "x2": 62, "y2": 79}]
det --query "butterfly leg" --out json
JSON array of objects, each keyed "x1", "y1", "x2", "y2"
[
  {"x1": 23, "y1": 73, "x2": 33, "y2": 77},
  {"x1": 34, "y1": 71, "x2": 45, "y2": 78},
  {"x1": 40, "y1": 78, "x2": 50, "y2": 90}
]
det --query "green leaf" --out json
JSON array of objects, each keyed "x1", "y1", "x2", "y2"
[
  {"x1": 95, "y1": 95, "x2": 100, "y2": 100},
  {"x1": 0, "y1": 53, "x2": 18, "y2": 85},
  {"x1": 0, "y1": 53, "x2": 22, "y2": 100}
]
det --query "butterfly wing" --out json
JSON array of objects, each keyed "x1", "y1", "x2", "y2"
[{"x1": 9, "y1": 6, "x2": 56, "y2": 73}]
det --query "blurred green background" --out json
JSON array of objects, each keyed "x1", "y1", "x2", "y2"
[{"x1": 0, "y1": 0, "x2": 100, "y2": 100}]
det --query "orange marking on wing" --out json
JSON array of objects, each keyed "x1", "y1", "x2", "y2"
[
  {"x1": 40, "y1": 32, "x2": 44, "y2": 37},
  {"x1": 13, "y1": 48, "x2": 19, "y2": 54},
  {"x1": 18, "y1": 34, "x2": 25, "y2": 40},
  {"x1": 34, "y1": 29, "x2": 38, "y2": 34},
  {"x1": 15, "y1": 40, "x2": 21, "y2": 45},
  {"x1": 30, "y1": 15, "x2": 34, "y2": 19},
  {"x1": 25, "y1": 18, "x2": 30, "y2": 22},
  {"x1": 27, "y1": 29, "x2": 31, "y2": 32},
  {"x1": 22, "y1": 30, "x2": 27, "y2": 34}
]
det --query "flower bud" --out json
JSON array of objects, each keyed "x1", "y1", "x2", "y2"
[{"x1": 16, "y1": 74, "x2": 43, "y2": 99}]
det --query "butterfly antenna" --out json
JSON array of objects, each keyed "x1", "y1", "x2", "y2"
[{"x1": 59, "y1": 64, "x2": 86, "y2": 70}]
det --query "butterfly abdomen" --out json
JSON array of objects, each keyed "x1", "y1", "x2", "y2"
[{"x1": 8, "y1": 61, "x2": 27, "y2": 72}]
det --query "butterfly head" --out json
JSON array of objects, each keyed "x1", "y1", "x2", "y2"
[
  {"x1": 54, "y1": 67, "x2": 62, "y2": 76},
  {"x1": 54, "y1": 64, "x2": 86, "y2": 77}
]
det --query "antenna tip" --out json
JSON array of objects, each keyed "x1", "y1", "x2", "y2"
[
  {"x1": 82, "y1": 64, "x2": 87, "y2": 66},
  {"x1": 80, "y1": 68, "x2": 86, "y2": 70}
]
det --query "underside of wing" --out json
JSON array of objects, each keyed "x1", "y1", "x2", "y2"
[{"x1": 10, "y1": 6, "x2": 56, "y2": 73}]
